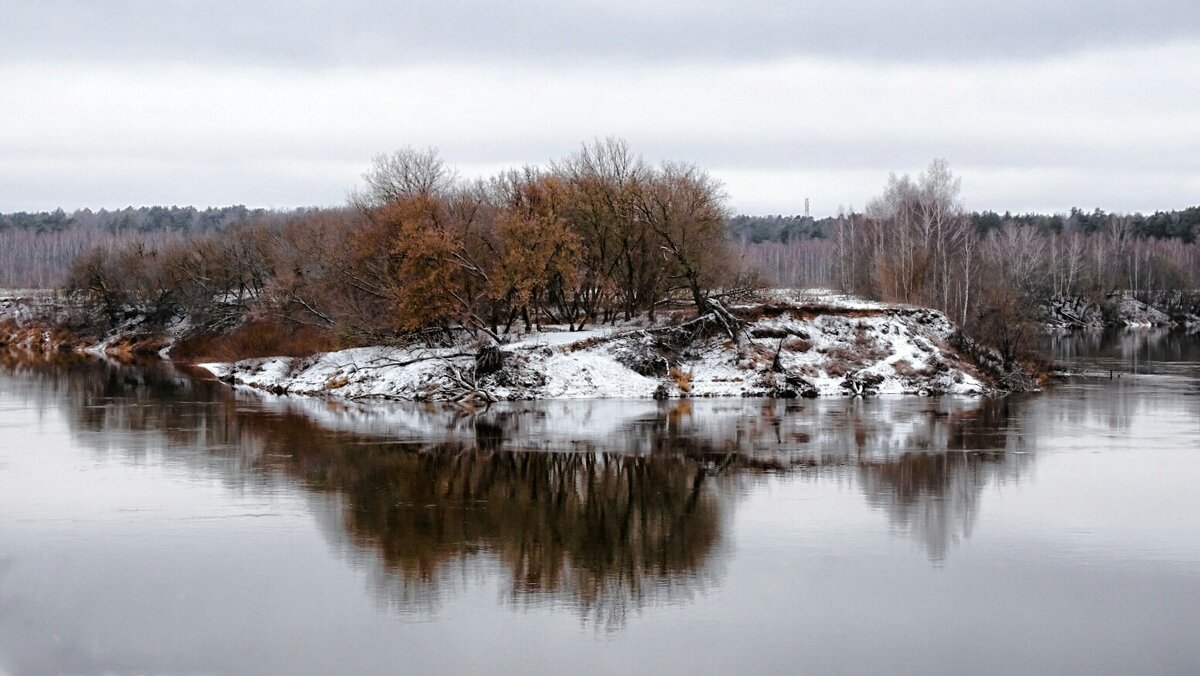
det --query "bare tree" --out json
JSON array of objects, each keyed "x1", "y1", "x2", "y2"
[{"x1": 354, "y1": 147, "x2": 457, "y2": 208}]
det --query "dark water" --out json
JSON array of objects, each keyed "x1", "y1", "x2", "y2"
[{"x1": 1, "y1": 331, "x2": 1198, "y2": 675}]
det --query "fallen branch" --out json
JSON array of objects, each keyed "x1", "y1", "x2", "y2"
[
  {"x1": 334, "y1": 349, "x2": 474, "y2": 373},
  {"x1": 442, "y1": 358, "x2": 498, "y2": 405}
]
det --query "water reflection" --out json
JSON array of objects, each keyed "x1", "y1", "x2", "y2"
[
  {"x1": 1047, "y1": 328, "x2": 1200, "y2": 377},
  {"x1": 858, "y1": 397, "x2": 1029, "y2": 561},
  {"x1": 1, "y1": 352, "x2": 1034, "y2": 624}
]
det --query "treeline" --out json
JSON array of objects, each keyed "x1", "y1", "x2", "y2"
[
  {"x1": 828, "y1": 160, "x2": 1200, "y2": 365},
  {"x1": 727, "y1": 214, "x2": 829, "y2": 243},
  {"x1": 9, "y1": 198, "x2": 1197, "y2": 292},
  {"x1": 759, "y1": 231, "x2": 1200, "y2": 307},
  {"x1": 730, "y1": 206, "x2": 1200, "y2": 245},
  {"x1": 730, "y1": 204, "x2": 1200, "y2": 291},
  {"x1": 0, "y1": 205, "x2": 271, "y2": 234},
  {"x1": 63, "y1": 140, "x2": 752, "y2": 349},
  {"x1": 0, "y1": 206, "x2": 296, "y2": 288},
  {"x1": 973, "y1": 206, "x2": 1200, "y2": 242}
]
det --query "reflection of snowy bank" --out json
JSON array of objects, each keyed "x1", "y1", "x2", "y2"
[
  {"x1": 201, "y1": 298, "x2": 993, "y2": 401},
  {"x1": 250, "y1": 386, "x2": 1038, "y2": 568},
  {"x1": 250, "y1": 393, "x2": 1012, "y2": 461},
  {"x1": 860, "y1": 446, "x2": 1031, "y2": 563},
  {"x1": 252, "y1": 387, "x2": 1034, "y2": 563}
]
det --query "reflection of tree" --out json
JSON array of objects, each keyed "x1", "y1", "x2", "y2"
[
  {"x1": 861, "y1": 451, "x2": 998, "y2": 561},
  {"x1": 1047, "y1": 328, "x2": 1200, "y2": 377},
  {"x1": 1044, "y1": 329, "x2": 1200, "y2": 429},
  {"x1": 0, "y1": 355, "x2": 733, "y2": 628},
  {"x1": 280, "y1": 441, "x2": 727, "y2": 628},
  {"x1": 225, "y1": 401, "x2": 748, "y2": 628},
  {"x1": 855, "y1": 397, "x2": 1030, "y2": 562},
  {"x1": 1, "y1": 353, "x2": 1045, "y2": 617}
]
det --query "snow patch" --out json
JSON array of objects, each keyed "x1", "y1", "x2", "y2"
[{"x1": 197, "y1": 297, "x2": 993, "y2": 401}]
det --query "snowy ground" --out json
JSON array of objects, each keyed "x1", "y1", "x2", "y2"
[
  {"x1": 0, "y1": 289, "x2": 82, "y2": 352},
  {"x1": 1113, "y1": 295, "x2": 1174, "y2": 327},
  {"x1": 200, "y1": 291, "x2": 990, "y2": 401},
  {"x1": 0, "y1": 289, "x2": 56, "y2": 324},
  {"x1": 1041, "y1": 291, "x2": 1199, "y2": 330},
  {"x1": 749, "y1": 288, "x2": 893, "y2": 311}
]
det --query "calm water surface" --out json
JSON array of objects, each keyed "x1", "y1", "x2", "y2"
[{"x1": 1, "y1": 331, "x2": 1199, "y2": 675}]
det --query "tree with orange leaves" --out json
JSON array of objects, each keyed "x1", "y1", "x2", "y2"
[{"x1": 489, "y1": 169, "x2": 581, "y2": 332}]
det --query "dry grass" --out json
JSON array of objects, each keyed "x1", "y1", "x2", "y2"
[
  {"x1": 782, "y1": 336, "x2": 813, "y2": 352},
  {"x1": 1, "y1": 319, "x2": 85, "y2": 352},
  {"x1": 790, "y1": 362, "x2": 818, "y2": 377},
  {"x1": 891, "y1": 358, "x2": 921, "y2": 378},
  {"x1": 106, "y1": 334, "x2": 169, "y2": 357},
  {"x1": 734, "y1": 303, "x2": 890, "y2": 323},
  {"x1": 172, "y1": 318, "x2": 338, "y2": 362},
  {"x1": 824, "y1": 355, "x2": 854, "y2": 377},
  {"x1": 0, "y1": 319, "x2": 22, "y2": 347},
  {"x1": 742, "y1": 341, "x2": 781, "y2": 369},
  {"x1": 824, "y1": 332, "x2": 893, "y2": 376},
  {"x1": 892, "y1": 358, "x2": 950, "y2": 379},
  {"x1": 669, "y1": 367, "x2": 693, "y2": 393},
  {"x1": 749, "y1": 326, "x2": 789, "y2": 339}
]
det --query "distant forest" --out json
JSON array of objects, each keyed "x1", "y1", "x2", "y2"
[
  {"x1": 0, "y1": 206, "x2": 305, "y2": 288},
  {"x1": 4, "y1": 203, "x2": 1198, "y2": 289},
  {"x1": 730, "y1": 207, "x2": 1200, "y2": 297},
  {"x1": 729, "y1": 206, "x2": 1200, "y2": 244}
]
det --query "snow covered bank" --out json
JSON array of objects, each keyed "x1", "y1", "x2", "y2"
[
  {"x1": 1, "y1": 289, "x2": 196, "y2": 357},
  {"x1": 0, "y1": 289, "x2": 54, "y2": 323},
  {"x1": 199, "y1": 296, "x2": 995, "y2": 401},
  {"x1": 1041, "y1": 292, "x2": 1199, "y2": 331},
  {"x1": 0, "y1": 289, "x2": 85, "y2": 352}
]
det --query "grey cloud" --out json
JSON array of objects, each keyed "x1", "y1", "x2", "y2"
[{"x1": 3, "y1": 0, "x2": 1197, "y2": 65}]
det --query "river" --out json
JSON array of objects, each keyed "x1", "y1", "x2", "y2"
[{"x1": 0, "y1": 330, "x2": 1198, "y2": 675}]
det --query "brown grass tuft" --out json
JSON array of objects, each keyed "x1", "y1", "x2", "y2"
[
  {"x1": 825, "y1": 356, "x2": 853, "y2": 377},
  {"x1": 782, "y1": 336, "x2": 813, "y2": 352},
  {"x1": 669, "y1": 367, "x2": 693, "y2": 393}
]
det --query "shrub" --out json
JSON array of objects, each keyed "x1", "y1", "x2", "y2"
[
  {"x1": 171, "y1": 318, "x2": 338, "y2": 362},
  {"x1": 891, "y1": 358, "x2": 922, "y2": 378},
  {"x1": 669, "y1": 367, "x2": 693, "y2": 393},
  {"x1": 825, "y1": 356, "x2": 853, "y2": 377}
]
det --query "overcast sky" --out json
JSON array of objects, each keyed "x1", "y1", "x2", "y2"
[{"x1": 1, "y1": 0, "x2": 1197, "y2": 216}]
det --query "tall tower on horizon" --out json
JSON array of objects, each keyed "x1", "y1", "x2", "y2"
[{"x1": 804, "y1": 197, "x2": 810, "y2": 218}]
